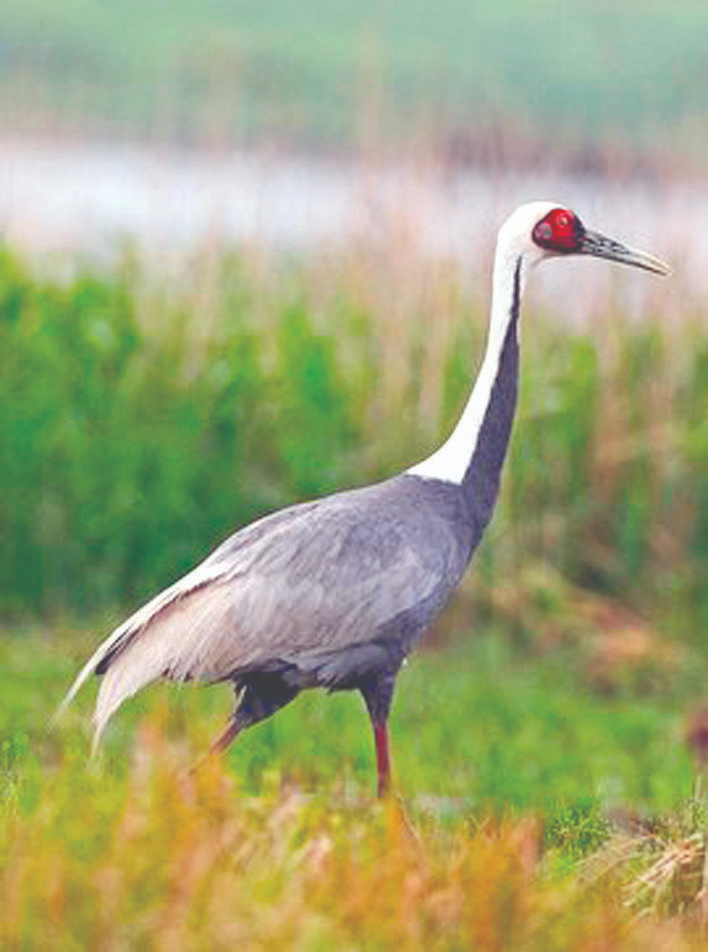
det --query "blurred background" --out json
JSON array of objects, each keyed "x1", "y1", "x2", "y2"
[
  {"x1": 1, "y1": 0, "x2": 708, "y2": 801},
  {"x1": 2, "y1": 0, "x2": 708, "y2": 278},
  {"x1": 3, "y1": 3, "x2": 708, "y2": 943}
]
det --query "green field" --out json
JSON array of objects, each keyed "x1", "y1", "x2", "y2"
[
  {"x1": 1, "y1": 237, "x2": 707, "y2": 946},
  {"x1": 3, "y1": 0, "x2": 708, "y2": 156},
  {"x1": 2, "y1": 622, "x2": 708, "y2": 948}
]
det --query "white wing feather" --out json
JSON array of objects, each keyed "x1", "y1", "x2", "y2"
[{"x1": 53, "y1": 559, "x2": 227, "y2": 740}]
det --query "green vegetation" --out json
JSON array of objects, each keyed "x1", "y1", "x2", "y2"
[
  {"x1": 1, "y1": 242, "x2": 707, "y2": 946},
  {"x1": 3, "y1": 0, "x2": 708, "y2": 154}
]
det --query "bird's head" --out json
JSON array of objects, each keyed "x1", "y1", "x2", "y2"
[{"x1": 498, "y1": 201, "x2": 670, "y2": 275}]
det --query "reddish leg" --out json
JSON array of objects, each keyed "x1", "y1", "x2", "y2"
[
  {"x1": 208, "y1": 677, "x2": 299, "y2": 759},
  {"x1": 374, "y1": 720, "x2": 392, "y2": 798},
  {"x1": 209, "y1": 719, "x2": 242, "y2": 756},
  {"x1": 190, "y1": 719, "x2": 243, "y2": 775},
  {"x1": 361, "y1": 672, "x2": 398, "y2": 798}
]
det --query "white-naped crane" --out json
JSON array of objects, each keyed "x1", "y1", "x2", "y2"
[{"x1": 56, "y1": 202, "x2": 669, "y2": 797}]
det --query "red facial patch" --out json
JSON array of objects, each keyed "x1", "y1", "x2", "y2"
[{"x1": 532, "y1": 207, "x2": 583, "y2": 253}]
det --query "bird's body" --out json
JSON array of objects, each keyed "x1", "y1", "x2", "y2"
[
  {"x1": 89, "y1": 476, "x2": 481, "y2": 748},
  {"x1": 59, "y1": 202, "x2": 668, "y2": 795}
]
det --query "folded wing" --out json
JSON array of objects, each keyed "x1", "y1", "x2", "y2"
[{"x1": 58, "y1": 477, "x2": 465, "y2": 746}]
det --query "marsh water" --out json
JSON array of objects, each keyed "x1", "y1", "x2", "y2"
[{"x1": 1, "y1": 139, "x2": 704, "y2": 319}]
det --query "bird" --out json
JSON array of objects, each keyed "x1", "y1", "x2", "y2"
[{"x1": 57, "y1": 202, "x2": 669, "y2": 797}]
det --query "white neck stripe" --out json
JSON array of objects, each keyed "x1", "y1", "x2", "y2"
[{"x1": 407, "y1": 254, "x2": 524, "y2": 485}]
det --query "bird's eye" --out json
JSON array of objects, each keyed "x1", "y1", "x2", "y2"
[{"x1": 556, "y1": 214, "x2": 569, "y2": 229}]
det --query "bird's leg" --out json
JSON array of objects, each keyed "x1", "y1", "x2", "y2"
[
  {"x1": 360, "y1": 672, "x2": 397, "y2": 799},
  {"x1": 209, "y1": 718, "x2": 243, "y2": 755},
  {"x1": 188, "y1": 715, "x2": 243, "y2": 774},
  {"x1": 374, "y1": 720, "x2": 392, "y2": 798},
  {"x1": 206, "y1": 674, "x2": 299, "y2": 760}
]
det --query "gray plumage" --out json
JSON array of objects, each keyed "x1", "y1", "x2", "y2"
[{"x1": 62, "y1": 474, "x2": 479, "y2": 749}]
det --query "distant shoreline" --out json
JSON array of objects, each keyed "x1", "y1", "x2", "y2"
[{"x1": 0, "y1": 138, "x2": 700, "y2": 320}]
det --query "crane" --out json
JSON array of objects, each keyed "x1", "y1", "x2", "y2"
[{"x1": 57, "y1": 202, "x2": 669, "y2": 797}]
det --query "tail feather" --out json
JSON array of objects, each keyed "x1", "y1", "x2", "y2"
[
  {"x1": 52, "y1": 627, "x2": 133, "y2": 728},
  {"x1": 53, "y1": 560, "x2": 226, "y2": 737},
  {"x1": 91, "y1": 631, "x2": 179, "y2": 746}
]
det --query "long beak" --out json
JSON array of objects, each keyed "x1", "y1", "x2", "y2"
[{"x1": 579, "y1": 229, "x2": 671, "y2": 276}]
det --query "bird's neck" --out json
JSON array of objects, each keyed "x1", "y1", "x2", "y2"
[{"x1": 407, "y1": 249, "x2": 525, "y2": 509}]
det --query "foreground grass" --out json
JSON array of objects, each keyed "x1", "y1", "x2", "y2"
[
  {"x1": 5, "y1": 754, "x2": 708, "y2": 951},
  {"x1": 2, "y1": 624, "x2": 708, "y2": 948}
]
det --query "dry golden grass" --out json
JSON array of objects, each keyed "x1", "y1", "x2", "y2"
[{"x1": 3, "y1": 733, "x2": 708, "y2": 951}]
